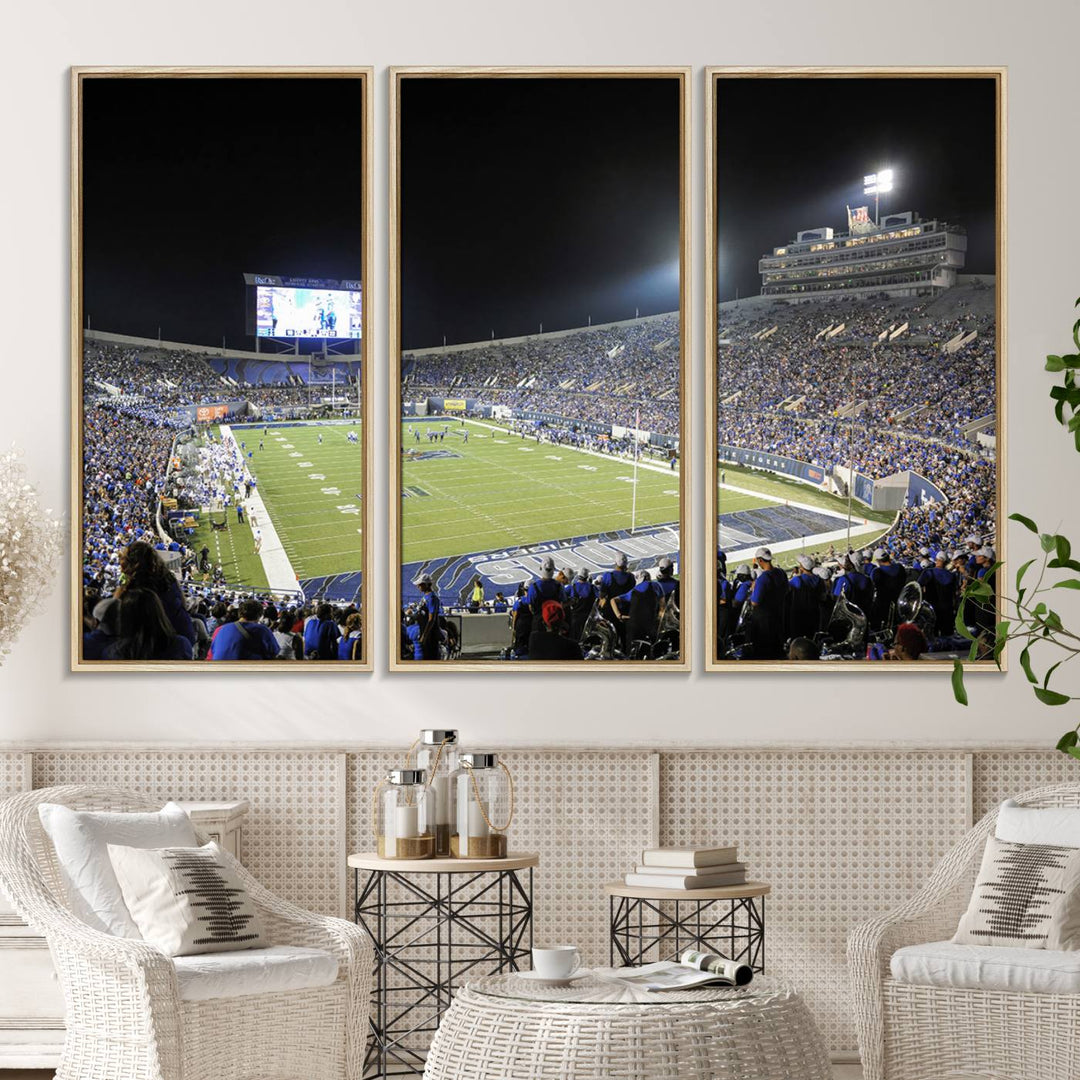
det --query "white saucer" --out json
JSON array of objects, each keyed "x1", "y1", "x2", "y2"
[{"x1": 514, "y1": 969, "x2": 590, "y2": 986}]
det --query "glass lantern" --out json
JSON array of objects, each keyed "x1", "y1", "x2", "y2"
[
  {"x1": 376, "y1": 769, "x2": 436, "y2": 859},
  {"x1": 415, "y1": 729, "x2": 462, "y2": 857},
  {"x1": 452, "y1": 752, "x2": 513, "y2": 859}
]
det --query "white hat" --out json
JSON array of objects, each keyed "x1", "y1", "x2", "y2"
[
  {"x1": 797, "y1": 554, "x2": 814, "y2": 570},
  {"x1": 735, "y1": 565, "x2": 751, "y2": 578},
  {"x1": 977, "y1": 547, "x2": 995, "y2": 560},
  {"x1": 920, "y1": 558, "x2": 931, "y2": 568},
  {"x1": 935, "y1": 551, "x2": 947, "y2": 563},
  {"x1": 873, "y1": 548, "x2": 887, "y2": 561},
  {"x1": 965, "y1": 534, "x2": 981, "y2": 545},
  {"x1": 418, "y1": 573, "x2": 433, "y2": 585},
  {"x1": 813, "y1": 566, "x2": 831, "y2": 580},
  {"x1": 754, "y1": 547, "x2": 773, "y2": 561},
  {"x1": 615, "y1": 552, "x2": 629, "y2": 568},
  {"x1": 919, "y1": 547, "x2": 930, "y2": 557}
]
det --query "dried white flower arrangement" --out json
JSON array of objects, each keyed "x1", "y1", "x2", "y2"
[{"x1": 0, "y1": 447, "x2": 64, "y2": 663}]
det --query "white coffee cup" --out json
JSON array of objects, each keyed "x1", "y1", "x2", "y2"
[{"x1": 532, "y1": 945, "x2": 581, "y2": 979}]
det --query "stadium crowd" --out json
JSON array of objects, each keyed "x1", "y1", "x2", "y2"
[
  {"x1": 403, "y1": 313, "x2": 681, "y2": 435},
  {"x1": 716, "y1": 284, "x2": 997, "y2": 575},
  {"x1": 400, "y1": 553, "x2": 680, "y2": 662},
  {"x1": 81, "y1": 339, "x2": 364, "y2": 662},
  {"x1": 716, "y1": 538, "x2": 997, "y2": 663}
]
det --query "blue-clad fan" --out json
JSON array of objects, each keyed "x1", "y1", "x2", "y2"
[
  {"x1": 510, "y1": 582, "x2": 532, "y2": 659},
  {"x1": 919, "y1": 552, "x2": 958, "y2": 634},
  {"x1": 526, "y1": 556, "x2": 565, "y2": 615},
  {"x1": 748, "y1": 547, "x2": 788, "y2": 660},
  {"x1": 869, "y1": 548, "x2": 906, "y2": 631},
  {"x1": 611, "y1": 570, "x2": 664, "y2": 654},
  {"x1": 566, "y1": 567, "x2": 597, "y2": 642},
  {"x1": 832, "y1": 553, "x2": 874, "y2": 615},
  {"x1": 417, "y1": 574, "x2": 443, "y2": 660},
  {"x1": 655, "y1": 557, "x2": 679, "y2": 606},
  {"x1": 598, "y1": 552, "x2": 635, "y2": 622},
  {"x1": 732, "y1": 564, "x2": 753, "y2": 625},
  {"x1": 787, "y1": 554, "x2": 824, "y2": 639},
  {"x1": 716, "y1": 559, "x2": 735, "y2": 656}
]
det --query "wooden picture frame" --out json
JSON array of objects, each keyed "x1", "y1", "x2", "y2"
[
  {"x1": 72, "y1": 67, "x2": 374, "y2": 670},
  {"x1": 389, "y1": 67, "x2": 691, "y2": 671},
  {"x1": 704, "y1": 67, "x2": 1006, "y2": 671}
]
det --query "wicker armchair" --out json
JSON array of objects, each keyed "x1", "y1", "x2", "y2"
[
  {"x1": 0, "y1": 786, "x2": 373, "y2": 1080},
  {"x1": 849, "y1": 783, "x2": 1080, "y2": 1080}
]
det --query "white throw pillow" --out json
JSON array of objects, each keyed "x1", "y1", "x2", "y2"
[
  {"x1": 996, "y1": 798, "x2": 1080, "y2": 848},
  {"x1": 38, "y1": 801, "x2": 197, "y2": 937},
  {"x1": 107, "y1": 841, "x2": 266, "y2": 957},
  {"x1": 953, "y1": 834, "x2": 1080, "y2": 950}
]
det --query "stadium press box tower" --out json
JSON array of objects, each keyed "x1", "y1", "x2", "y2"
[{"x1": 757, "y1": 209, "x2": 966, "y2": 302}]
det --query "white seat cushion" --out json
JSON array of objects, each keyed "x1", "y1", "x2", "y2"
[
  {"x1": 173, "y1": 945, "x2": 339, "y2": 1002},
  {"x1": 892, "y1": 940, "x2": 1080, "y2": 995}
]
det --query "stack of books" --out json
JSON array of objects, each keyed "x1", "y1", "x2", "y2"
[{"x1": 624, "y1": 845, "x2": 747, "y2": 890}]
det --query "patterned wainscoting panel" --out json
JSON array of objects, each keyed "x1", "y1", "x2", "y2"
[
  {"x1": 0, "y1": 754, "x2": 27, "y2": 796},
  {"x1": 346, "y1": 750, "x2": 655, "y2": 971},
  {"x1": 32, "y1": 752, "x2": 342, "y2": 916},
  {"x1": 345, "y1": 749, "x2": 410, "y2": 861},
  {"x1": 659, "y1": 751, "x2": 969, "y2": 1053},
  {"x1": 496, "y1": 751, "x2": 655, "y2": 968},
  {"x1": 972, "y1": 751, "x2": 1080, "y2": 819}
]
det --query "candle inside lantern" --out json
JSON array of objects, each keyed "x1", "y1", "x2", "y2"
[
  {"x1": 467, "y1": 799, "x2": 491, "y2": 839},
  {"x1": 396, "y1": 804, "x2": 419, "y2": 838}
]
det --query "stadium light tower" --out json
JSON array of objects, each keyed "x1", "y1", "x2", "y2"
[{"x1": 863, "y1": 168, "x2": 894, "y2": 227}]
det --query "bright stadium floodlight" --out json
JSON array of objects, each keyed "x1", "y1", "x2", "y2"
[{"x1": 863, "y1": 168, "x2": 896, "y2": 226}]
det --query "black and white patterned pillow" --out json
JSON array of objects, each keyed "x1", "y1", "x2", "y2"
[
  {"x1": 107, "y1": 841, "x2": 266, "y2": 956},
  {"x1": 953, "y1": 835, "x2": 1080, "y2": 950}
]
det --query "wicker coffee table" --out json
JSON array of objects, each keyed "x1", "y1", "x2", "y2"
[{"x1": 423, "y1": 971, "x2": 831, "y2": 1079}]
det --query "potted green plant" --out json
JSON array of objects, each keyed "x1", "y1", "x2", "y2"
[{"x1": 951, "y1": 298, "x2": 1080, "y2": 760}]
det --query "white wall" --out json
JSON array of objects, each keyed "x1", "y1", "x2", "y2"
[{"x1": 2, "y1": 0, "x2": 1078, "y2": 747}]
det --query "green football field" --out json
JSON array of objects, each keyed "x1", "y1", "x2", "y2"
[
  {"x1": 401, "y1": 420, "x2": 680, "y2": 564},
  {"x1": 190, "y1": 421, "x2": 364, "y2": 589}
]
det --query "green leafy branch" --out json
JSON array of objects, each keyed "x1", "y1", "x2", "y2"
[{"x1": 951, "y1": 297, "x2": 1080, "y2": 760}]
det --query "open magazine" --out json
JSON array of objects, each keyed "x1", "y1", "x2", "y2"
[{"x1": 595, "y1": 949, "x2": 753, "y2": 992}]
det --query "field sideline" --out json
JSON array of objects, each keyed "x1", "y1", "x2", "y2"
[
  {"x1": 716, "y1": 460, "x2": 895, "y2": 568},
  {"x1": 401, "y1": 418, "x2": 680, "y2": 564},
  {"x1": 191, "y1": 421, "x2": 364, "y2": 591}
]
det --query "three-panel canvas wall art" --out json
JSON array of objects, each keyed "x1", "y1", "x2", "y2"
[{"x1": 72, "y1": 66, "x2": 1004, "y2": 672}]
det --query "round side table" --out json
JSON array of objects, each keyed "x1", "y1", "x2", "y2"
[
  {"x1": 605, "y1": 880, "x2": 771, "y2": 971},
  {"x1": 349, "y1": 852, "x2": 539, "y2": 1079},
  {"x1": 423, "y1": 972, "x2": 831, "y2": 1079}
]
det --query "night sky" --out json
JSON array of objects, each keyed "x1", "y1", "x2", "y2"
[
  {"x1": 82, "y1": 77, "x2": 364, "y2": 349},
  {"x1": 400, "y1": 77, "x2": 681, "y2": 350},
  {"x1": 715, "y1": 76, "x2": 998, "y2": 303}
]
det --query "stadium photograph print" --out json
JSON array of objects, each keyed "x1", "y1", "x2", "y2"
[
  {"x1": 390, "y1": 68, "x2": 691, "y2": 670},
  {"x1": 706, "y1": 68, "x2": 1005, "y2": 670},
  {"x1": 73, "y1": 68, "x2": 373, "y2": 669}
]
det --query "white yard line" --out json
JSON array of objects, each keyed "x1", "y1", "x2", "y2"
[{"x1": 220, "y1": 423, "x2": 300, "y2": 595}]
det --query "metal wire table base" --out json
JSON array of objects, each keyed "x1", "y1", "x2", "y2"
[
  {"x1": 609, "y1": 893, "x2": 766, "y2": 971},
  {"x1": 354, "y1": 865, "x2": 534, "y2": 1078}
]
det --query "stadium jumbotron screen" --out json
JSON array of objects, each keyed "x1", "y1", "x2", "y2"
[{"x1": 248, "y1": 275, "x2": 362, "y2": 339}]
